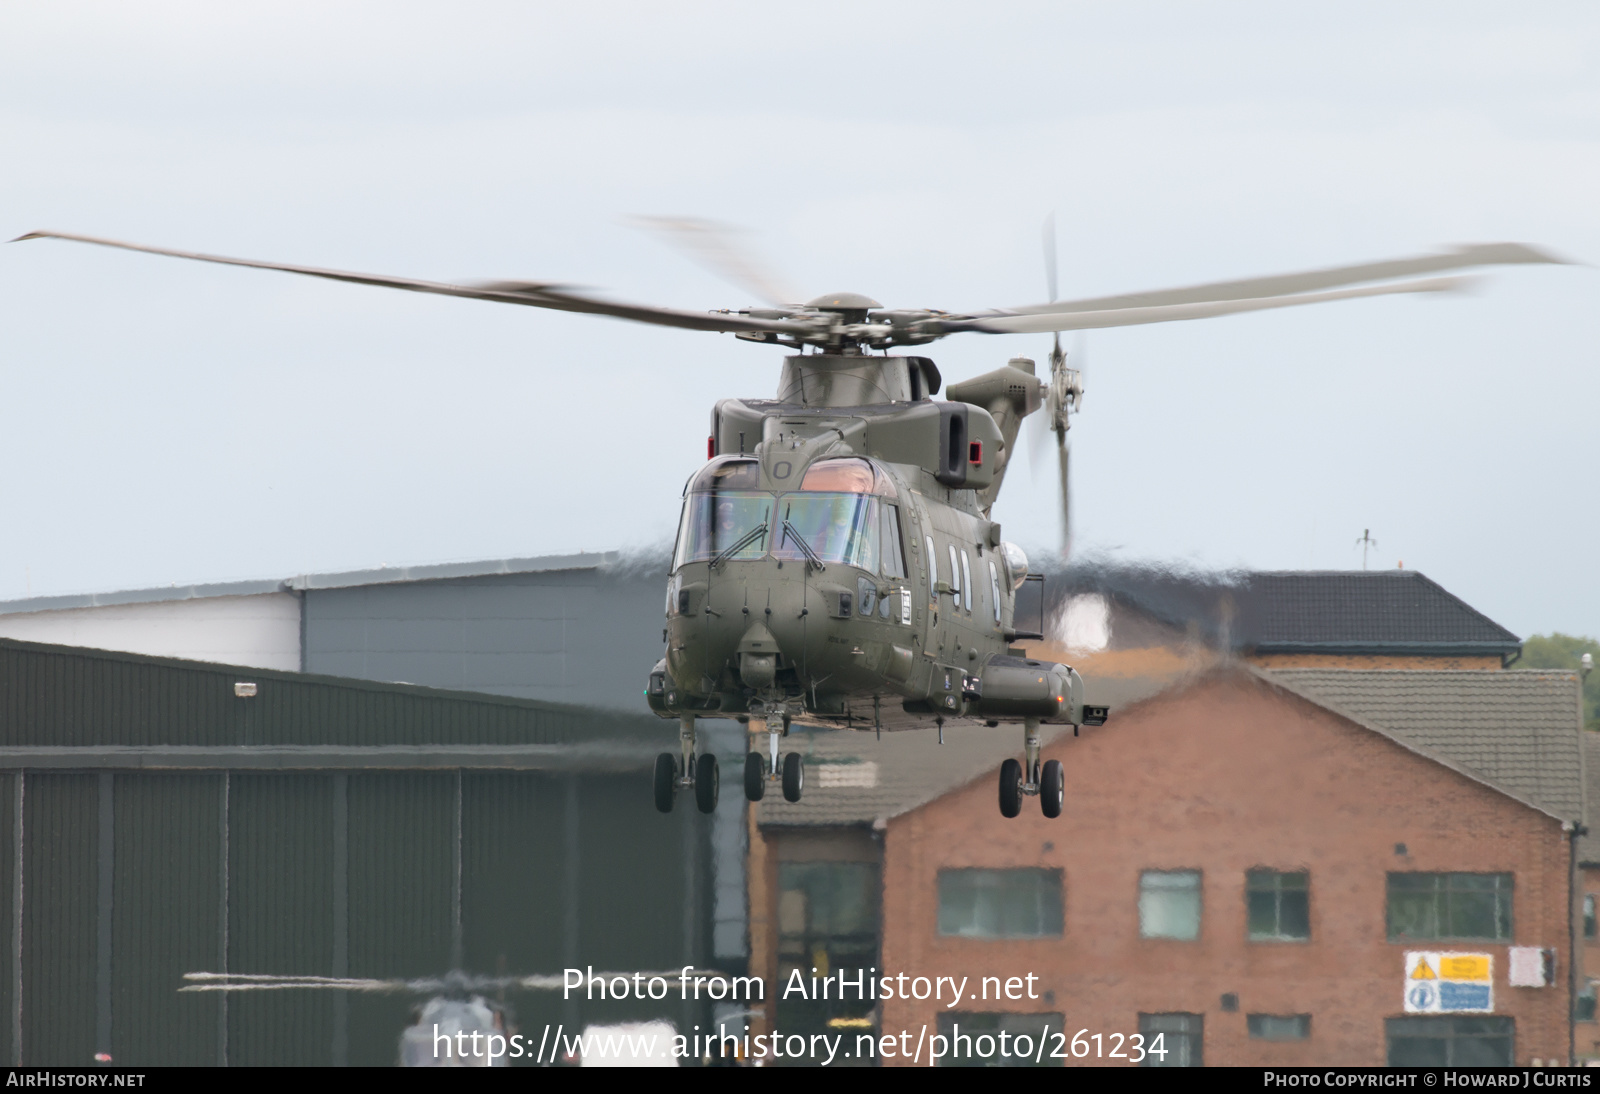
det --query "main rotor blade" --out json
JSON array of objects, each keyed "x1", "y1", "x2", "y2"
[
  {"x1": 1042, "y1": 213, "x2": 1059, "y2": 304},
  {"x1": 13, "y1": 231, "x2": 812, "y2": 337},
  {"x1": 976, "y1": 242, "x2": 1568, "y2": 319},
  {"x1": 629, "y1": 216, "x2": 800, "y2": 307},
  {"x1": 181, "y1": 969, "x2": 714, "y2": 994},
  {"x1": 950, "y1": 275, "x2": 1475, "y2": 336}
]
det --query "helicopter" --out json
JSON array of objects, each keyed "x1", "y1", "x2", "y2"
[
  {"x1": 13, "y1": 228, "x2": 1566, "y2": 819},
  {"x1": 181, "y1": 967, "x2": 735, "y2": 1065}
]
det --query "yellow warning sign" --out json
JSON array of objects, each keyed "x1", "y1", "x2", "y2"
[
  {"x1": 1439, "y1": 955, "x2": 1490, "y2": 982},
  {"x1": 1405, "y1": 952, "x2": 1494, "y2": 1014}
]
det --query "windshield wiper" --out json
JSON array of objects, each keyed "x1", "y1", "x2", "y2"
[
  {"x1": 710, "y1": 524, "x2": 768, "y2": 570},
  {"x1": 780, "y1": 519, "x2": 826, "y2": 573}
]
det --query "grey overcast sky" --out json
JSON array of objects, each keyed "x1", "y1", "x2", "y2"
[{"x1": 1, "y1": 2, "x2": 1595, "y2": 637}]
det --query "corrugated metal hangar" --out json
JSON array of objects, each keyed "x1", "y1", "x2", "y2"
[
  {"x1": 0, "y1": 552, "x2": 663, "y2": 706},
  {"x1": 0, "y1": 552, "x2": 751, "y2": 976},
  {"x1": 0, "y1": 636, "x2": 717, "y2": 1066}
]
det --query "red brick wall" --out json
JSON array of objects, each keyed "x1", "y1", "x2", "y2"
[
  {"x1": 1576, "y1": 866, "x2": 1600, "y2": 1059},
  {"x1": 880, "y1": 670, "x2": 1572, "y2": 1066}
]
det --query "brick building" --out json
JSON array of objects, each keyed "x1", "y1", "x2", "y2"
[
  {"x1": 749, "y1": 571, "x2": 1585, "y2": 1066},
  {"x1": 885, "y1": 668, "x2": 1581, "y2": 1066},
  {"x1": 1574, "y1": 734, "x2": 1600, "y2": 1057}
]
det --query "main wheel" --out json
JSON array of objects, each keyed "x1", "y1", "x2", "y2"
[
  {"x1": 695, "y1": 753, "x2": 720, "y2": 814},
  {"x1": 998, "y1": 758, "x2": 1023, "y2": 818},
  {"x1": 654, "y1": 753, "x2": 677, "y2": 814},
  {"x1": 743, "y1": 752, "x2": 766, "y2": 802},
  {"x1": 782, "y1": 752, "x2": 804, "y2": 802},
  {"x1": 1040, "y1": 759, "x2": 1064, "y2": 819}
]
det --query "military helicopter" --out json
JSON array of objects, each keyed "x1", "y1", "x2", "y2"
[
  {"x1": 13, "y1": 228, "x2": 1565, "y2": 819},
  {"x1": 182, "y1": 967, "x2": 732, "y2": 1065}
]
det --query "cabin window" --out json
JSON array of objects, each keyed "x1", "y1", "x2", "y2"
[
  {"x1": 773, "y1": 495, "x2": 880, "y2": 569},
  {"x1": 947, "y1": 545, "x2": 960, "y2": 604},
  {"x1": 881, "y1": 505, "x2": 907, "y2": 578},
  {"x1": 673, "y1": 492, "x2": 772, "y2": 567},
  {"x1": 988, "y1": 561, "x2": 1002, "y2": 624},
  {"x1": 925, "y1": 536, "x2": 937, "y2": 601},
  {"x1": 960, "y1": 550, "x2": 973, "y2": 613}
]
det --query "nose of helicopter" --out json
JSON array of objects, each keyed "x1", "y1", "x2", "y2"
[{"x1": 662, "y1": 556, "x2": 868, "y2": 706}]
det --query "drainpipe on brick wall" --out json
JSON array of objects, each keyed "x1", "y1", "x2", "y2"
[{"x1": 1570, "y1": 821, "x2": 1587, "y2": 1066}]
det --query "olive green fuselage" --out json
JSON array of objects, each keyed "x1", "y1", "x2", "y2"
[
  {"x1": 657, "y1": 459, "x2": 1010, "y2": 730},
  {"x1": 645, "y1": 353, "x2": 1078, "y2": 732}
]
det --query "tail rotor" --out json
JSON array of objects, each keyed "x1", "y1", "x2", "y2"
[{"x1": 1041, "y1": 215, "x2": 1084, "y2": 558}]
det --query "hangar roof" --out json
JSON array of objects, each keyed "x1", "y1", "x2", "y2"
[
  {"x1": 0, "y1": 551, "x2": 623, "y2": 616},
  {"x1": 0, "y1": 634, "x2": 661, "y2": 766},
  {"x1": 1050, "y1": 566, "x2": 1520, "y2": 658}
]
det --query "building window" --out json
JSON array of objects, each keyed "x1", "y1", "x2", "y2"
[
  {"x1": 1586, "y1": 894, "x2": 1596, "y2": 941},
  {"x1": 1139, "y1": 870, "x2": 1201, "y2": 940},
  {"x1": 1247, "y1": 1014, "x2": 1311, "y2": 1041},
  {"x1": 936, "y1": 1012, "x2": 1064, "y2": 1067},
  {"x1": 1138, "y1": 1013, "x2": 1202, "y2": 1067},
  {"x1": 777, "y1": 862, "x2": 879, "y2": 1034},
  {"x1": 1577, "y1": 984, "x2": 1598, "y2": 1023},
  {"x1": 938, "y1": 868, "x2": 1063, "y2": 939},
  {"x1": 1386, "y1": 873, "x2": 1512, "y2": 942},
  {"x1": 1385, "y1": 1017, "x2": 1513, "y2": 1067},
  {"x1": 1247, "y1": 869, "x2": 1309, "y2": 941}
]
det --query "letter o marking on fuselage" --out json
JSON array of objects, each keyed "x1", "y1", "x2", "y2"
[{"x1": 773, "y1": 461, "x2": 792, "y2": 480}]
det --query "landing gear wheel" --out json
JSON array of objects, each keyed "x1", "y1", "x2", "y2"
[
  {"x1": 1040, "y1": 759, "x2": 1064, "y2": 819},
  {"x1": 782, "y1": 752, "x2": 804, "y2": 802},
  {"x1": 999, "y1": 758, "x2": 1023, "y2": 818},
  {"x1": 695, "y1": 753, "x2": 719, "y2": 814},
  {"x1": 743, "y1": 752, "x2": 766, "y2": 802},
  {"x1": 654, "y1": 753, "x2": 677, "y2": 814}
]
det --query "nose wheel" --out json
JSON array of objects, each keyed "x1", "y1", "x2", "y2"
[
  {"x1": 997, "y1": 721, "x2": 1066, "y2": 819},
  {"x1": 654, "y1": 715, "x2": 719, "y2": 815},
  {"x1": 744, "y1": 708, "x2": 804, "y2": 803},
  {"x1": 743, "y1": 752, "x2": 765, "y2": 801}
]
